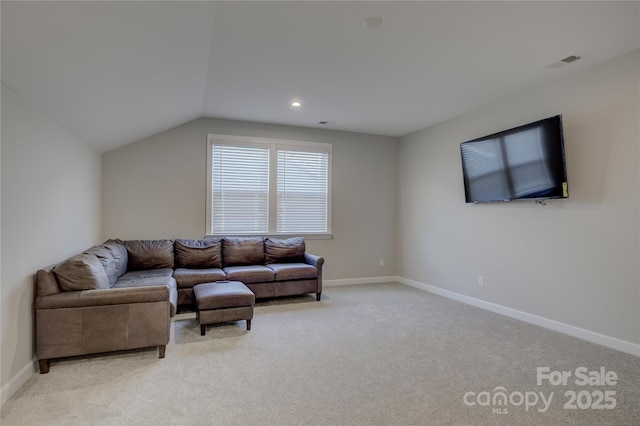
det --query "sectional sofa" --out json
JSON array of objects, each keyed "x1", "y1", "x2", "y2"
[{"x1": 35, "y1": 236, "x2": 324, "y2": 372}]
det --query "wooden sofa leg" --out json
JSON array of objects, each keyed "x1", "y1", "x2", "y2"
[
  {"x1": 316, "y1": 292, "x2": 322, "y2": 301},
  {"x1": 158, "y1": 345, "x2": 166, "y2": 359},
  {"x1": 38, "y1": 359, "x2": 50, "y2": 374}
]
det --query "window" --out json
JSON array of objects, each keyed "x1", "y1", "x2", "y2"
[
  {"x1": 210, "y1": 143, "x2": 270, "y2": 234},
  {"x1": 207, "y1": 134, "x2": 331, "y2": 237}
]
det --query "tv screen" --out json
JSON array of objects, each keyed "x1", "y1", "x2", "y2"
[{"x1": 460, "y1": 115, "x2": 568, "y2": 203}]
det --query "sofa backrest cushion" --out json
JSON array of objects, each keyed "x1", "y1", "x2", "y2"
[
  {"x1": 84, "y1": 246, "x2": 117, "y2": 287},
  {"x1": 222, "y1": 237, "x2": 265, "y2": 267},
  {"x1": 36, "y1": 267, "x2": 61, "y2": 297},
  {"x1": 265, "y1": 237, "x2": 306, "y2": 264},
  {"x1": 102, "y1": 241, "x2": 128, "y2": 278},
  {"x1": 53, "y1": 254, "x2": 110, "y2": 291},
  {"x1": 175, "y1": 238, "x2": 222, "y2": 269},
  {"x1": 124, "y1": 239, "x2": 174, "y2": 270}
]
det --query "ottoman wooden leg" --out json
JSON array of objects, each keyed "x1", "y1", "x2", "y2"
[
  {"x1": 201, "y1": 324, "x2": 206, "y2": 336},
  {"x1": 247, "y1": 319, "x2": 252, "y2": 330}
]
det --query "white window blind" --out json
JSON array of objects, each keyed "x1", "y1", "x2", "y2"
[
  {"x1": 211, "y1": 144, "x2": 269, "y2": 234},
  {"x1": 277, "y1": 149, "x2": 329, "y2": 233},
  {"x1": 207, "y1": 135, "x2": 332, "y2": 237}
]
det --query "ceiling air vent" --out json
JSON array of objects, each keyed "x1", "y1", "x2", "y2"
[
  {"x1": 561, "y1": 55, "x2": 581, "y2": 63},
  {"x1": 547, "y1": 55, "x2": 581, "y2": 69}
]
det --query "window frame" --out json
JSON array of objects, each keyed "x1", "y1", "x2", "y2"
[{"x1": 206, "y1": 134, "x2": 332, "y2": 239}]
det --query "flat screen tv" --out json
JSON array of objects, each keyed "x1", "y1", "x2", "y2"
[{"x1": 460, "y1": 115, "x2": 568, "y2": 203}]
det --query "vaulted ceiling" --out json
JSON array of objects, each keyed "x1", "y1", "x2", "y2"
[{"x1": 2, "y1": 1, "x2": 639, "y2": 152}]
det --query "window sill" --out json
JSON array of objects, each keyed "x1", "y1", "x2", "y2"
[{"x1": 206, "y1": 233, "x2": 333, "y2": 240}]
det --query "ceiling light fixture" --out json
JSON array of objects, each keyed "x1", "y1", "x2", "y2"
[
  {"x1": 364, "y1": 16, "x2": 382, "y2": 28},
  {"x1": 291, "y1": 101, "x2": 302, "y2": 108}
]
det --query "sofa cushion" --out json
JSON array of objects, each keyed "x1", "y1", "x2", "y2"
[
  {"x1": 125, "y1": 240, "x2": 174, "y2": 270},
  {"x1": 267, "y1": 263, "x2": 318, "y2": 281},
  {"x1": 102, "y1": 241, "x2": 128, "y2": 278},
  {"x1": 174, "y1": 238, "x2": 222, "y2": 269},
  {"x1": 113, "y1": 272, "x2": 178, "y2": 317},
  {"x1": 54, "y1": 254, "x2": 110, "y2": 291},
  {"x1": 173, "y1": 268, "x2": 227, "y2": 289},
  {"x1": 265, "y1": 237, "x2": 306, "y2": 264},
  {"x1": 223, "y1": 265, "x2": 274, "y2": 284},
  {"x1": 222, "y1": 237, "x2": 265, "y2": 267},
  {"x1": 84, "y1": 246, "x2": 117, "y2": 287},
  {"x1": 117, "y1": 268, "x2": 174, "y2": 281},
  {"x1": 194, "y1": 282, "x2": 255, "y2": 310}
]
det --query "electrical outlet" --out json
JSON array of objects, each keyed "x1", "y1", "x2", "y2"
[
  {"x1": 379, "y1": 259, "x2": 384, "y2": 267},
  {"x1": 478, "y1": 275, "x2": 484, "y2": 287}
]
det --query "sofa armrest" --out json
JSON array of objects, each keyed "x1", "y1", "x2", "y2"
[
  {"x1": 35, "y1": 285, "x2": 170, "y2": 310},
  {"x1": 304, "y1": 253, "x2": 324, "y2": 269},
  {"x1": 305, "y1": 253, "x2": 324, "y2": 297}
]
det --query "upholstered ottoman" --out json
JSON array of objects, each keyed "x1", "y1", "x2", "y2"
[{"x1": 193, "y1": 281, "x2": 255, "y2": 336}]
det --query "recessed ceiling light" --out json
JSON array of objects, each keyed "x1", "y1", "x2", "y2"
[
  {"x1": 364, "y1": 16, "x2": 382, "y2": 28},
  {"x1": 291, "y1": 101, "x2": 302, "y2": 108}
]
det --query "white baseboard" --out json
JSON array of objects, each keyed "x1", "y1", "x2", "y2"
[
  {"x1": 3, "y1": 276, "x2": 636, "y2": 407},
  {"x1": 398, "y1": 277, "x2": 640, "y2": 357},
  {"x1": 1, "y1": 358, "x2": 36, "y2": 407},
  {"x1": 324, "y1": 276, "x2": 397, "y2": 287}
]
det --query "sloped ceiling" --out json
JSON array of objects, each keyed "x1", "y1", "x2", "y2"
[{"x1": 2, "y1": 1, "x2": 639, "y2": 152}]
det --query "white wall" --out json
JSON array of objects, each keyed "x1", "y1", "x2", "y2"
[
  {"x1": 0, "y1": 83, "x2": 102, "y2": 403},
  {"x1": 102, "y1": 118, "x2": 398, "y2": 281},
  {"x1": 398, "y1": 50, "x2": 640, "y2": 346}
]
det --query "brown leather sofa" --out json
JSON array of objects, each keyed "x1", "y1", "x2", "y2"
[
  {"x1": 35, "y1": 236, "x2": 324, "y2": 372},
  {"x1": 173, "y1": 236, "x2": 324, "y2": 306}
]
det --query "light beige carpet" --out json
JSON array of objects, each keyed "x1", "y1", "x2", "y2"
[{"x1": 2, "y1": 283, "x2": 639, "y2": 425}]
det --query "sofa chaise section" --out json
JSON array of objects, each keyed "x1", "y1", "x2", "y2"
[
  {"x1": 35, "y1": 241, "x2": 178, "y2": 373},
  {"x1": 35, "y1": 278, "x2": 172, "y2": 374}
]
